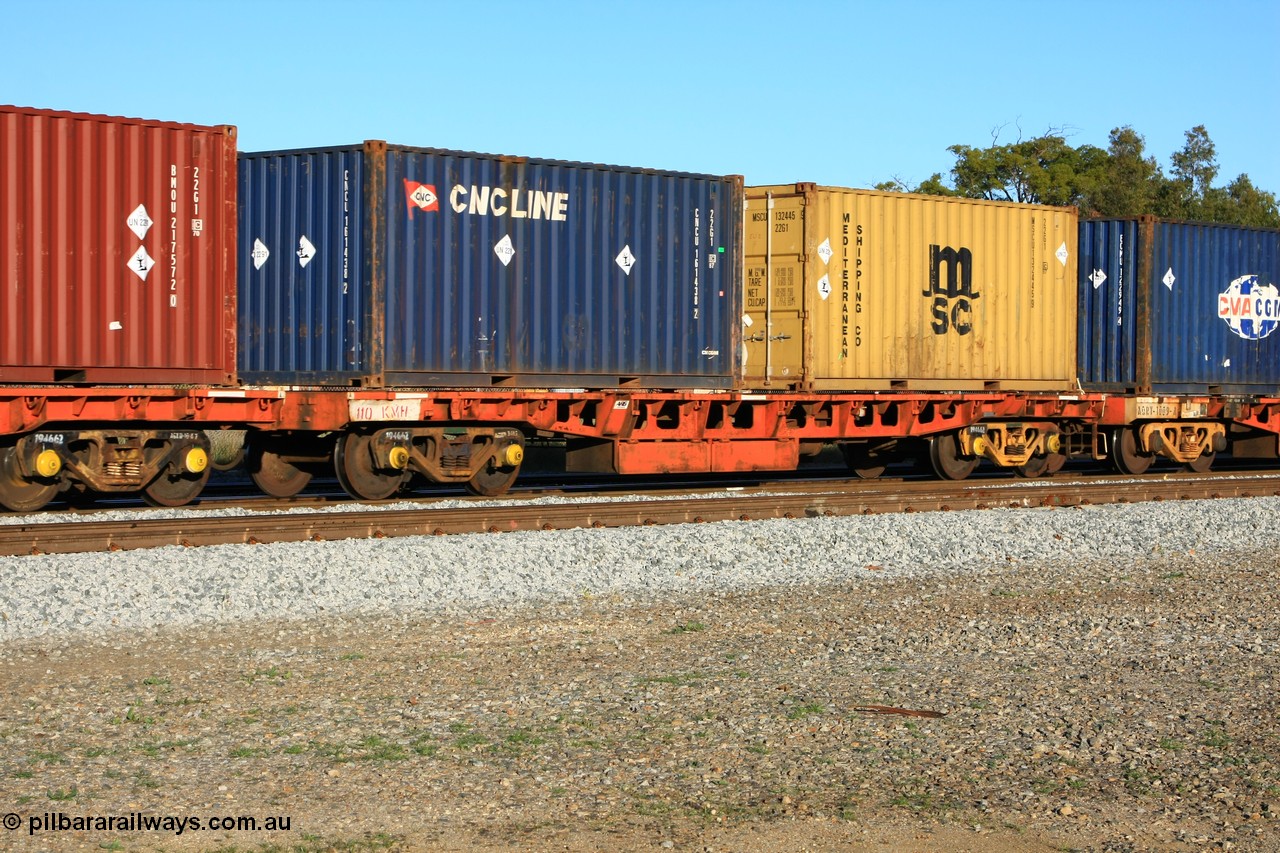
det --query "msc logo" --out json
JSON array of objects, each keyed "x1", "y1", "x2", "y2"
[
  {"x1": 404, "y1": 180, "x2": 439, "y2": 217},
  {"x1": 925, "y1": 245, "x2": 979, "y2": 335}
]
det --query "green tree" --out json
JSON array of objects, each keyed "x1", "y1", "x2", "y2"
[
  {"x1": 1170, "y1": 125, "x2": 1218, "y2": 197},
  {"x1": 1086, "y1": 126, "x2": 1160, "y2": 217},
  {"x1": 894, "y1": 126, "x2": 1106, "y2": 207},
  {"x1": 890, "y1": 123, "x2": 1278, "y2": 227},
  {"x1": 1209, "y1": 174, "x2": 1280, "y2": 228},
  {"x1": 1157, "y1": 124, "x2": 1219, "y2": 219},
  {"x1": 874, "y1": 174, "x2": 954, "y2": 196}
]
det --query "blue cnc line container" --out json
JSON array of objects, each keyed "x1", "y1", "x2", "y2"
[{"x1": 238, "y1": 141, "x2": 742, "y2": 389}]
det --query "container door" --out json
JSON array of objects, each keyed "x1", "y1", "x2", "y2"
[
  {"x1": 743, "y1": 192, "x2": 805, "y2": 388},
  {"x1": 1077, "y1": 219, "x2": 1140, "y2": 390},
  {"x1": 238, "y1": 147, "x2": 369, "y2": 384}
]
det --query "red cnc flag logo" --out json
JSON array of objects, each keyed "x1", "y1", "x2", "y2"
[{"x1": 404, "y1": 180, "x2": 439, "y2": 217}]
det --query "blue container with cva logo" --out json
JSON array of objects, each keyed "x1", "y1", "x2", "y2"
[{"x1": 1078, "y1": 217, "x2": 1280, "y2": 394}]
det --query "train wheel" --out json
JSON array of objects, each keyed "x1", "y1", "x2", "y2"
[
  {"x1": 1110, "y1": 428, "x2": 1154, "y2": 475},
  {"x1": 1013, "y1": 455, "x2": 1049, "y2": 478},
  {"x1": 840, "y1": 443, "x2": 887, "y2": 480},
  {"x1": 1185, "y1": 450, "x2": 1216, "y2": 473},
  {"x1": 334, "y1": 433, "x2": 406, "y2": 501},
  {"x1": 1014, "y1": 451, "x2": 1066, "y2": 478},
  {"x1": 247, "y1": 436, "x2": 312, "y2": 498},
  {"x1": 0, "y1": 446, "x2": 58, "y2": 512},
  {"x1": 465, "y1": 462, "x2": 521, "y2": 497},
  {"x1": 929, "y1": 432, "x2": 979, "y2": 481},
  {"x1": 142, "y1": 467, "x2": 211, "y2": 507}
]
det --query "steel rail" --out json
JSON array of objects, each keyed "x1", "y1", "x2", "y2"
[
  {"x1": 5, "y1": 472, "x2": 1280, "y2": 557},
  {"x1": 46, "y1": 458, "x2": 1280, "y2": 516}
]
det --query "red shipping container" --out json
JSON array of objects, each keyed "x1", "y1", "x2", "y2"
[{"x1": 0, "y1": 105, "x2": 237, "y2": 385}]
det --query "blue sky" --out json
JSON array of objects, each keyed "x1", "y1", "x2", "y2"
[{"x1": 6, "y1": 0, "x2": 1278, "y2": 195}]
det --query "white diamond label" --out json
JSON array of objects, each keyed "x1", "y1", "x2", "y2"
[
  {"x1": 1088, "y1": 269, "x2": 1108, "y2": 289},
  {"x1": 616, "y1": 245, "x2": 636, "y2": 276},
  {"x1": 127, "y1": 246, "x2": 155, "y2": 281},
  {"x1": 1163, "y1": 268, "x2": 1176, "y2": 290},
  {"x1": 817, "y1": 239, "x2": 833, "y2": 266},
  {"x1": 252, "y1": 239, "x2": 270, "y2": 270},
  {"x1": 1056, "y1": 242, "x2": 1069, "y2": 265},
  {"x1": 297, "y1": 236, "x2": 316, "y2": 269},
  {"x1": 127, "y1": 204, "x2": 153, "y2": 240},
  {"x1": 817, "y1": 275, "x2": 831, "y2": 300},
  {"x1": 494, "y1": 234, "x2": 515, "y2": 267},
  {"x1": 108, "y1": 320, "x2": 123, "y2": 331}
]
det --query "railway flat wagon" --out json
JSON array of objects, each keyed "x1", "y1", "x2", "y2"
[
  {"x1": 238, "y1": 142, "x2": 742, "y2": 389},
  {"x1": 1078, "y1": 217, "x2": 1280, "y2": 395},
  {"x1": 236, "y1": 142, "x2": 742, "y2": 499},
  {"x1": 742, "y1": 183, "x2": 1078, "y2": 392}
]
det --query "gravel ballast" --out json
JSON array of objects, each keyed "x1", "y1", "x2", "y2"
[
  {"x1": 1, "y1": 498, "x2": 1277, "y2": 852},
  {"x1": 0, "y1": 496, "x2": 1276, "y2": 641}
]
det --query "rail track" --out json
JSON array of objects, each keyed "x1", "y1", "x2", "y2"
[{"x1": 5, "y1": 470, "x2": 1280, "y2": 557}]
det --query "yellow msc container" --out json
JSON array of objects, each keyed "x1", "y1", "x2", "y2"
[{"x1": 743, "y1": 184, "x2": 1078, "y2": 391}]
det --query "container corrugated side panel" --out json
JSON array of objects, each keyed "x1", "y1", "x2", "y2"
[
  {"x1": 0, "y1": 105, "x2": 236, "y2": 384},
  {"x1": 1077, "y1": 219, "x2": 1140, "y2": 390},
  {"x1": 237, "y1": 146, "x2": 369, "y2": 384},
  {"x1": 1148, "y1": 221, "x2": 1280, "y2": 393},
  {"x1": 757, "y1": 186, "x2": 1075, "y2": 390},
  {"x1": 381, "y1": 147, "x2": 740, "y2": 387}
]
